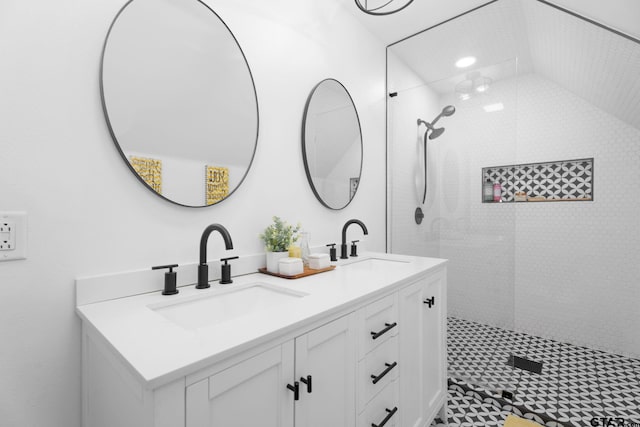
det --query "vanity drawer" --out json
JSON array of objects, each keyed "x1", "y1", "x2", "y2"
[
  {"x1": 358, "y1": 379, "x2": 399, "y2": 427},
  {"x1": 358, "y1": 334, "x2": 399, "y2": 412},
  {"x1": 358, "y1": 293, "x2": 398, "y2": 360}
]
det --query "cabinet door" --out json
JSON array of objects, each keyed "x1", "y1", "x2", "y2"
[
  {"x1": 398, "y1": 280, "x2": 426, "y2": 427},
  {"x1": 422, "y1": 270, "x2": 446, "y2": 420},
  {"x1": 398, "y1": 270, "x2": 446, "y2": 427},
  {"x1": 186, "y1": 341, "x2": 294, "y2": 427},
  {"x1": 295, "y1": 314, "x2": 356, "y2": 427}
]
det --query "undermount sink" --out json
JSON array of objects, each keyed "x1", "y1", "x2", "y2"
[
  {"x1": 340, "y1": 257, "x2": 410, "y2": 269},
  {"x1": 148, "y1": 283, "x2": 308, "y2": 330}
]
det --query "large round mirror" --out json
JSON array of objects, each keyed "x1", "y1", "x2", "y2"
[
  {"x1": 101, "y1": 0, "x2": 258, "y2": 207},
  {"x1": 354, "y1": 0, "x2": 414, "y2": 16},
  {"x1": 302, "y1": 79, "x2": 363, "y2": 210}
]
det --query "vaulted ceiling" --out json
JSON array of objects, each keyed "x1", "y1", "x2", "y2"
[
  {"x1": 345, "y1": 0, "x2": 640, "y2": 46},
  {"x1": 351, "y1": 0, "x2": 640, "y2": 131}
]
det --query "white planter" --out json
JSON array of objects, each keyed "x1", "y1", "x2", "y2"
[{"x1": 265, "y1": 251, "x2": 289, "y2": 274}]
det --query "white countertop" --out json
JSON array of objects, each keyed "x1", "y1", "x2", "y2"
[{"x1": 76, "y1": 252, "x2": 446, "y2": 389}]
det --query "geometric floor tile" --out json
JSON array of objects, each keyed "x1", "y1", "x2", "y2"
[{"x1": 442, "y1": 317, "x2": 640, "y2": 427}]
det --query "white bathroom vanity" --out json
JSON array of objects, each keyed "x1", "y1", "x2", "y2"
[{"x1": 76, "y1": 253, "x2": 447, "y2": 427}]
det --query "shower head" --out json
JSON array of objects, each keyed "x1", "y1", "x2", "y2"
[
  {"x1": 417, "y1": 105, "x2": 456, "y2": 133},
  {"x1": 431, "y1": 105, "x2": 456, "y2": 126},
  {"x1": 428, "y1": 127, "x2": 445, "y2": 139},
  {"x1": 417, "y1": 105, "x2": 456, "y2": 204},
  {"x1": 442, "y1": 105, "x2": 456, "y2": 116}
]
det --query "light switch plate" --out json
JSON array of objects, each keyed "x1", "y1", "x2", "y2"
[{"x1": 0, "y1": 212, "x2": 27, "y2": 261}]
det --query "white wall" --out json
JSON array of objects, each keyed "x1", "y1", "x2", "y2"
[
  {"x1": 427, "y1": 73, "x2": 640, "y2": 357},
  {"x1": 513, "y1": 74, "x2": 640, "y2": 357},
  {"x1": 435, "y1": 76, "x2": 519, "y2": 332},
  {"x1": 387, "y1": 52, "x2": 443, "y2": 258},
  {"x1": 0, "y1": 1, "x2": 386, "y2": 426}
]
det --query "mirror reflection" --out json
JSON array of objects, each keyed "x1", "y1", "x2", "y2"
[
  {"x1": 101, "y1": 0, "x2": 258, "y2": 207},
  {"x1": 302, "y1": 79, "x2": 363, "y2": 210}
]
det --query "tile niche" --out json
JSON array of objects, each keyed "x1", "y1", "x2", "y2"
[{"x1": 482, "y1": 158, "x2": 594, "y2": 203}]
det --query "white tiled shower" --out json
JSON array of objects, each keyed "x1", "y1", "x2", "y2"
[
  {"x1": 389, "y1": 4, "x2": 640, "y2": 421},
  {"x1": 388, "y1": 1, "x2": 640, "y2": 360}
]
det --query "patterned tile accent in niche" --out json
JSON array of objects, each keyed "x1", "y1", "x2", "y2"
[
  {"x1": 561, "y1": 160, "x2": 593, "y2": 200},
  {"x1": 482, "y1": 158, "x2": 593, "y2": 203},
  {"x1": 483, "y1": 165, "x2": 517, "y2": 202}
]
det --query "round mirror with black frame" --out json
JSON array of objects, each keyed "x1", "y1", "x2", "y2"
[
  {"x1": 302, "y1": 79, "x2": 363, "y2": 210},
  {"x1": 101, "y1": 0, "x2": 259, "y2": 207},
  {"x1": 354, "y1": 0, "x2": 414, "y2": 16}
]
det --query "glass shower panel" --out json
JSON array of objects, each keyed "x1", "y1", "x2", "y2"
[
  {"x1": 513, "y1": 2, "x2": 640, "y2": 423},
  {"x1": 389, "y1": 0, "x2": 640, "y2": 423},
  {"x1": 387, "y1": 0, "x2": 524, "y2": 397}
]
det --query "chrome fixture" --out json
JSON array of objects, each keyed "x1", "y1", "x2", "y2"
[
  {"x1": 197, "y1": 224, "x2": 233, "y2": 289},
  {"x1": 354, "y1": 0, "x2": 414, "y2": 15},
  {"x1": 340, "y1": 219, "x2": 369, "y2": 259},
  {"x1": 417, "y1": 105, "x2": 456, "y2": 204}
]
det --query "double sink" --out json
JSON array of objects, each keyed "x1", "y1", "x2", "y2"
[{"x1": 148, "y1": 256, "x2": 410, "y2": 331}]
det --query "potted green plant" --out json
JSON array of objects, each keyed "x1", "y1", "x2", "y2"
[{"x1": 260, "y1": 216, "x2": 301, "y2": 273}]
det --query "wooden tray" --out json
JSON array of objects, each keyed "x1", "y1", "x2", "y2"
[{"x1": 258, "y1": 265, "x2": 335, "y2": 279}]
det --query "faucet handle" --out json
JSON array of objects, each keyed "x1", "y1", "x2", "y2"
[
  {"x1": 152, "y1": 264, "x2": 179, "y2": 295},
  {"x1": 350, "y1": 240, "x2": 360, "y2": 258},
  {"x1": 152, "y1": 263, "x2": 178, "y2": 270},
  {"x1": 219, "y1": 256, "x2": 238, "y2": 284},
  {"x1": 326, "y1": 243, "x2": 337, "y2": 261}
]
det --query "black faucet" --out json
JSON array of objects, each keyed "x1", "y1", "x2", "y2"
[
  {"x1": 197, "y1": 224, "x2": 233, "y2": 289},
  {"x1": 341, "y1": 219, "x2": 368, "y2": 259}
]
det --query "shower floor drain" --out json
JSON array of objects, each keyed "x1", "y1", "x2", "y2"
[{"x1": 508, "y1": 354, "x2": 543, "y2": 374}]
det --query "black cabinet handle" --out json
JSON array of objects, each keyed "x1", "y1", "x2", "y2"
[
  {"x1": 286, "y1": 381, "x2": 299, "y2": 401},
  {"x1": 300, "y1": 375, "x2": 312, "y2": 393},
  {"x1": 370, "y1": 361, "x2": 397, "y2": 384},
  {"x1": 423, "y1": 296, "x2": 435, "y2": 308},
  {"x1": 370, "y1": 322, "x2": 397, "y2": 340},
  {"x1": 372, "y1": 406, "x2": 398, "y2": 427}
]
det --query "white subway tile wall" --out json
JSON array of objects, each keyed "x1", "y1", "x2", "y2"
[{"x1": 389, "y1": 72, "x2": 640, "y2": 357}]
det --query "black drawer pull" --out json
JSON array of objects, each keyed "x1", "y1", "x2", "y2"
[
  {"x1": 370, "y1": 322, "x2": 397, "y2": 340},
  {"x1": 371, "y1": 361, "x2": 397, "y2": 384},
  {"x1": 372, "y1": 406, "x2": 398, "y2": 427},
  {"x1": 423, "y1": 296, "x2": 435, "y2": 308},
  {"x1": 300, "y1": 375, "x2": 312, "y2": 393},
  {"x1": 286, "y1": 381, "x2": 299, "y2": 400}
]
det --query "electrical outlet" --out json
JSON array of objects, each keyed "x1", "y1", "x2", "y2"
[
  {"x1": 0, "y1": 212, "x2": 27, "y2": 261},
  {"x1": 0, "y1": 220, "x2": 16, "y2": 250}
]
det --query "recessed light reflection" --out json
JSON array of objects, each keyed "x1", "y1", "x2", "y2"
[
  {"x1": 483, "y1": 103, "x2": 504, "y2": 112},
  {"x1": 455, "y1": 56, "x2": 476, "y2": 68}
]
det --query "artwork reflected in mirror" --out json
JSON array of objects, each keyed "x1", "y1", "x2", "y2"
[
  {"x1": 205, "y1": 166, "x2": 229, "y2": 205},
  {"x1": 101, "y1": 0, "x2": 258, "y2": 207},
  {"x1": 302, "y1": 79, "x2": 363, "y2": 210}
]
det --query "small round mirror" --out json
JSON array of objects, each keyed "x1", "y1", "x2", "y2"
[
  {"x1": 302, "y1": 79, "x2": 363, "y2": 210},
  {"x1": 101, "y1": 0, "x2": 258, "y2": 207},
  {"x1": 354, "y1": 0, "x2": 414, "y2": 16}
]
